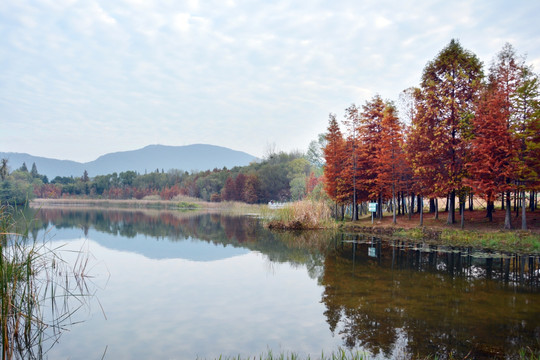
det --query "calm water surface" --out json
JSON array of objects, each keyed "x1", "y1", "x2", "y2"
[{"x1": 28, "y1": 208, "x2": 539, "y2": 359}]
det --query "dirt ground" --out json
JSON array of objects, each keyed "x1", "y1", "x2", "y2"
[{"x1": 353, "y1": 207, "x2": 539, "y2": 233}]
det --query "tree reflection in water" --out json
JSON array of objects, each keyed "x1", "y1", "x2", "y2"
[{"x1": 321, "y1": 234, "x2": 540, "y2": 359}]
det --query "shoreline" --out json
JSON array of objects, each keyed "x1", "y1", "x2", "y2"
[{"x1": 29, "y1": 198, "x2": 540, "y2": 254}]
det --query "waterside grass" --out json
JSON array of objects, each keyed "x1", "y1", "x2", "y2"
[
  {"x1": 392, "y1": 227, "x2": 540, "y2": 254},
  {"x1": 208, "y1": 347, "x2": 539, "y2": 360},
  {"x1": 1, "y1": 205, "x2": 92, "y2": 359},
  {"x1": 210, "y1": 348, "x2": 368, "y2": 360},
  {"x1": 263, "y1": 200, "x2": 335, "y2": 230}
]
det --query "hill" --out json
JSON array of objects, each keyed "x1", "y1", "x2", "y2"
[{"x1": 0, "y1": 144, "x2": 258, "y2": 179}]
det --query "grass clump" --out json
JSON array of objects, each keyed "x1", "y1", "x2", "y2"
[
  {"x1": 265, "y1": 200, "x2": 335, "y2": 230},
  {"x1": 177, "y1": 201, "x2": 200, "y2": 209}
]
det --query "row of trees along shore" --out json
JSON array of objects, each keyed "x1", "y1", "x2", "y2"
[
  {"x1": 323, "y1": 40, "x2": 539, "y2": 230},
  {"x1": 1, "y1": 150, "x2": 325, "y2": 207}
]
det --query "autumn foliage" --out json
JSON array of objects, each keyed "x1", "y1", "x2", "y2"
[{"x1": 322, "y1": 40, "x2": 539, "y2": 228}]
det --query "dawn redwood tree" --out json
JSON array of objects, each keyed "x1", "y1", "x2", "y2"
[
  {"x1": 512, "y1": 65, "x2": 540, "y2": 229},
  {"x1": 342, "y1": 105, "x2": 363, "y2": 220},
  {"x1": 375, "y1": 103, "x2": 405, "y2": 224},
  {"x1": 417, "y1": 39, "x2": 483, "y2": 224},
  {"x1": 488, "y1": 43, "x2": 524, "y2": 229},
  {"x1": 466, "y1": 80, "x2": 520, "y2": 222},
  {"x1": 405, "y1": 88, "x2": 443, "y2": 221},
  {"x1": 359, "y1": 95, "x2": 386, "y2": 218},
  {"x1": 323, "y1": 113, "x2": 346, "y2": 216}
]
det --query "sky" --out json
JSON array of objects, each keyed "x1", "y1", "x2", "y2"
[{"x1": 1, "y1": 0, "x2": 539, "y2": 163}]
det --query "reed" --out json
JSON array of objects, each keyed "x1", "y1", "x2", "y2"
[
  {"x1": 209, "y1": 348, "x2": 368, "y2": 360},
  {"x1": 0, "y1": 205, "x2": 91, "y2": 359},
  {"x1": 264, "y1": 200, "x2": 335, "y2": 230}
]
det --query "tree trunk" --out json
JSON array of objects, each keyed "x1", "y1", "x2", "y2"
[
  {"x1": 486, "y1": 201, "x2": 493, "y2": 222},
  {"x1": 402, "y1": 192, "x2": 407, "y2": 216},
  {"x1": 522, "y1": 191, "x2": 527, "y2": 230},
  {"x1": 469, "y1": 193, "x2": 473, "y2": 211},
  {"x1": 377, "y1": 193, "x2": 383, "y2": 219},
  {"x1": 514, "y1": 190, "x2": 519, "y2": 218},
  {"x1": 435, "y1": 198, "x2": 439, "y2": 220},
  {"x1": 445, "y1": 194, "x2": 449, "y2": 212},
  {"x1": 530, "y1": 191, "x2": 535, "y2": 211},
  {"x1": 392, "y1": 184, "x2": 396, "y2": 224},
  {"x1": 419, "y1": 195, "x2": 424, "y2": 226},
  {"x1": 504, "y1": 191, "x2": 512, "y2": 229},
  {"x1": 429, "y1": 198, "x2": 436, "y2": 213},
  {"x1": 460, "y1": 198, "x2": 465, "y2": 229},
  {"x1": 417, "y1": 195, "x2": 422, "y2": 213},
  {"x1": 409, "y1": 193, "x2": 414, "y2": 220},
  {"x1": 501, "y1": 192, "x2": 505, "y2": 210},
  {"x1": 353, "y1": 189, "x2": 358, "y2": 221},
  {"x1": 447, "y1": 190, "x2": 455, "y2": 225}
]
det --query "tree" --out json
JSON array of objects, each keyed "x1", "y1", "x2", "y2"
[
  {"x1": 30, "y1": 162, "x2": 39, "y2": 178},
  {"x1": 375, "y1": 103, "x2": 405, "y2": 224},
  {"x1": 0, "y1": 158, "x2": 8, "y2": 181},
  {"x1": 466, "y1": 79, "x2": 519, "y2": 222},
  {"x1": 20, "y1": 162, "x2": 28, "y2": 172},
  {"x1": 359, "y1": 95, "x2": 386, "y2": 219},
  {"x1": 82, "y1": 170, "x2": 89, "y2": 182},
  {"x1": 513, "y1": 65, "x2": 540, "y2": 229},
  {"x1": 343, "y1": 104, "x2": 364, "y2": 220},
  {"x1": 323, "y1": 114, "x2": 346, "y2": 216},
  {"x1": 306, "y1": 133, "x2": 327, "y2": 170},
  {"x1": 417, "y1": 39, "x2": 483, "y2": 224}
]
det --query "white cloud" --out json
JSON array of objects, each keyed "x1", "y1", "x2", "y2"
[
  {"x1": 374, "y1": 15, "x2": 392, "y2": 29},
  {"x1": 173, "y1": 12, "x2": 191, "y2": 33}
]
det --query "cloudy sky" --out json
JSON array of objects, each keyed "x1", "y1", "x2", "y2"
[{"x1": 1, "y1": 0, "x2": 539, "y2": 162}]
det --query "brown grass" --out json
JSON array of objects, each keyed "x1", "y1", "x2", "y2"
[{"x1": 266, "y1": 200, "x2": 334, "y2": 230}]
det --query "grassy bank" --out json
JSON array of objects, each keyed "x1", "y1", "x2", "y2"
[
  {"x1": 341, "y1": 209, "x2": 540, "y2": 254},
  {"x1": 31, "y1": 196, "x2": 263, "y2": 213}
]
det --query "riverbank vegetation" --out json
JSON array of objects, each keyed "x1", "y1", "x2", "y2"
[
  {"x1": 209, "y1": 347, "x2": 540, "y2": 360},
  {"x1": 0, "y1": 205, "x2": 92, "y2": 359},
  {"x1": 264, "y1": 200, "x2": 334, "y2": 230},
  {"x1": 210, "y1": 348, "x2": 368, "y2": 360}
]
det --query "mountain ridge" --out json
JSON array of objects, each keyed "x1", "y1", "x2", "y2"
[{"x1": 0, "y1": 144, "x2": 258, "y2": 179}]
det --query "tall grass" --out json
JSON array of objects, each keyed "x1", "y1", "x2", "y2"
[
  {"x1": 210, "y1": 348, "x2": 368, "y2": 360},
  {"x1": 0, "y1": 205, "x2": 91, "y2": 359},
  {"x1": 264, "y1": 200, "x2": 335, "y2": 230}
]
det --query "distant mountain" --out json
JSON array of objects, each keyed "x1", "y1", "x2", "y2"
[{"x1": 0, "y1": 144, "x2": 258, "y2": 179}]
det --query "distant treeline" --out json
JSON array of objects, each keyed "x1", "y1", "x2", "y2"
[{"x1": 0, "y1": 149, "x2": 325, "y2": 205}]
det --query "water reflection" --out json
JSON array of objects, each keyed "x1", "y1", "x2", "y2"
[
  {"x1": 26, "y1": 208, "x2": 540, "y2": 359},
  {"x1": 322, "y1": 234, "x2": 540, "y2": 359}
]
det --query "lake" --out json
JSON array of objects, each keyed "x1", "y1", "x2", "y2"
[{"x1": 25, "y1": 208, "x2": 540, "y2": 359}]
